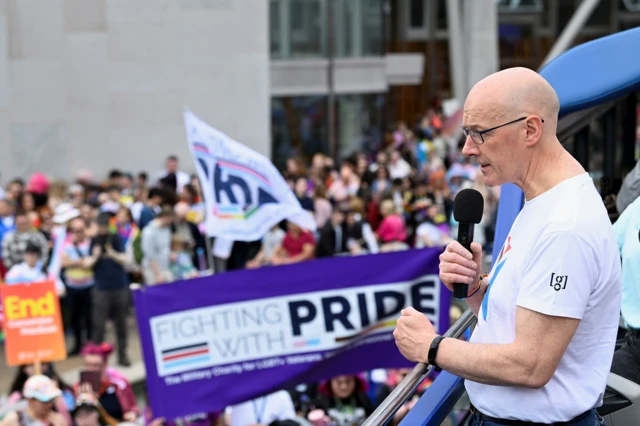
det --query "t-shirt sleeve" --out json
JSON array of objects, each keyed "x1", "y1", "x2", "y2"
[
  {"x1": 303, "y1": 231, "x2": 316, "y2": 245},
  {"x1": 516, "y1": 231, "x2": 598, "y2": 320}
]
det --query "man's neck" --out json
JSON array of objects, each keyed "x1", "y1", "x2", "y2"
[{"x1": 517, "y1": 141, "x2": 585, "y2": 201}]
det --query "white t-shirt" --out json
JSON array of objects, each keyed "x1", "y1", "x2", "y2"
[
  {"x1": 230, "y1": 391, "x2": 296, "y2": 426},
  {"x1": 466, "y1": 173, "x2": 621, "y2": 423},
  {"x1": 5, "y1": 262, "x2": 47, "y2": 285}
]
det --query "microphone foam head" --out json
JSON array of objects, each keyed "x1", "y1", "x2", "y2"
[{"x1": 453, "y1": 188, "x2": 484, "y2": 224}]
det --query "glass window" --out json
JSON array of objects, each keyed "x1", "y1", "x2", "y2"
[
  {"x1": 270, "y1": 0, "x2": 380, "y2": 59},
  {"x1": 497, "y1": 0, "x2": 544, "y2": 13},
  {"x1": 361, "y1": 0, "x2": 383, "y2": 56},
  {"x1": 271, "y1": 94, "x2": 386, "y2": 168},
  {"x1": 410, "y1": 0, "x2": 425, "y2": 28},
  {"x1": 289, "y1": 0, "x2": 325, "y2": 58},
  {"x1": 621, "y1": 0, "x2": 640, "y2": 12},
  {"x1": 436, "y1": 0, "x2": 448, "y2": 31},
  {"x1": 334, "y1": 0, "x2": 383, "y2": 57},
  {"x1": 585, "y1": 0, "x2": 611, "y2": 26},
  {"x1": 270, "y1": 0, "x2": 281, "y2": 58},
  {"x1": 336, "y1": 94, "x2": 386, "y2": 159},
  {"x1": 271, "y1": 96, "x2": 329, "y2": 169}
]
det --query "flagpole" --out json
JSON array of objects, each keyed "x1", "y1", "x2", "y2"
[{"x1": 194, "y1": 183, "x2": 215, "y2": 276}]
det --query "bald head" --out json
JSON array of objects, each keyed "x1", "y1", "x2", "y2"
[{"x1": 466, "y1": 67, "x2": 560, "y2": 133}]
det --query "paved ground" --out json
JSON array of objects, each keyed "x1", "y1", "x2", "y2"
[{"x1": 0, "y1": 316, "x2": 146, "y2": 396}]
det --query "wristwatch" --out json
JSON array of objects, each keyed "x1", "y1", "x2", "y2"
[{"x1": 428, "y1": 336, "x2": 445, "y2": 372}]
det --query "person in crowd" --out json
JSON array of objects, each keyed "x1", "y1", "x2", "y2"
[
  {"x1": 169, "y1": 234, "x2": 199, "y2": 280},
  {"x1": 90, "y1": 212, "x2": 131, "y2": 367},
  {"x1": 7, "y1": 363, "x2": 74, "y2": 424},
  {"x1": 68, "y1": 184, "x2": 86, "y2": 209},
  {"x1": 72, "y1": 393, "x2": 118, "y2": 426},
  {"x1": 0, "y1": 198, "x2": 15, "y2": 278},
  {"x1": 0, "y1": 375, "x2": 68, "y2": 426},
  {"x1": 387, "y1": 150, "x2": 411, "y2": 180},
  {"x1": 271, "y1": 221, "x2": 316, "y2": 266},
  {"x1": 111, "y1": 206, "x2": 138, "y2": 247},
  {"x1": 414, "y1": 204, "x2": 453, "y2": 249},
  {"x1": 395, "y1": 67, "x2": 620, "y2": 425},
  {"x1": 20, "y1": 192, "x2": 39, "y2": 227},
  {"x1": 229, "y1": 391, "x2": 297, "y2": 426},
  {"x1": 155, "y1": 155, "x2": 190, "y2": 194},
  {"x1": 2, "y1": 210, "x2": 49, "y2": 271},
  {"x1": 137, "y1": 188, "x2": 165, "y2": 230},
  {"x1": 616, "y1": 158, "x2": 640, "y2": 215},
  {"x1": 4, "y1": 242, "x2": 47, "y2": 284},
  {"x1": 25, "y1": 173, "x2": 49, "y2": 209},
  {"x1": 74, "y1": 343, "x2": 139, "y2": 423},
  {"x1": 38, "y1": 206, "x2": 55, "y2": 249},
  {"x1": 329, "y1": 160, "x2": 360, "y2": 203},
  {"x1": 316, "y1": 207, "x2": 347, "y2": 258},
  {"x1": 345, "y1": 208, "x2": 379, "y2": 256},
  {"x1": 4, "y1": 178, "x2": 24, "y2": 203},
  {"x1": 610, "y1": 194, "x2": 640, "y2": 384},
  {"x1": 313, "y1": 375, "x2": 374, "y2": 426},
  {"x1": 79, "y1": 203, "x2": 99, "y2": 238},
  {"x1": 52, "y1": 203, "x2": 81, "y2": 240},
  {"x1": 172, "y1": 201, "x2": 205, "y2": 268},
  {"x1": 246, "y1": 223, "x2": 286, "y2": 269},
  {"x1": 295, "y1": 176, "x2": 315, "y2": 212},
  {"x1": 375, "y1": 200, "x2": 407, "y2": 252},
  {"x1": 61, "y1": 217, "x2": 96, "y2": 355},
  {"x1": 286, "y1": 156, "x2": 308, "y2": 180},
  {"x1": 312, "y1": 184, "x2": 332, "y2": 230},
  {"x1": 371, "y1": 165, "x2": 391, "y2": 195},
  {"x1": 141, "y1": 205, "x2": 174, "y2": 285},
  {"x1": 48, "y1": 180, "x2": 69, "y2": 211}
]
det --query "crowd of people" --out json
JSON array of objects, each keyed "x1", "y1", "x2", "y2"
[{"x1": 0, "y1": 106, "x2": 501, "y2": 426}]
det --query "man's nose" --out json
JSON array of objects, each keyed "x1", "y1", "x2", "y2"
[{"x1": 461, "y1": 135, "x2": 479, "y2": 157}]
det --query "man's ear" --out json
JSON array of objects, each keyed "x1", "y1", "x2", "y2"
[{"x1": 524, "y1": 116, "x2": 544, "y2": 147}]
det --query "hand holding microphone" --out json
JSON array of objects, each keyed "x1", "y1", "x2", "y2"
[{"x1": 439, "y1": 189, "x2": 485, "y2": 299}]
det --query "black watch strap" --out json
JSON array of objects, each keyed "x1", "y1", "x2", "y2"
[{"x1": 428, "y1": 336, "x2": 445, "y2": 372}]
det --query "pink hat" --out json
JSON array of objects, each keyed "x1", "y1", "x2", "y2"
[{"x1": 26, "y1": 173, "x2": 49, "y2": 194}]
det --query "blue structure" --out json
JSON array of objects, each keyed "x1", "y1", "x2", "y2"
[{"x1": 401, "y1": 26, "x2": 640, "y2": 426}]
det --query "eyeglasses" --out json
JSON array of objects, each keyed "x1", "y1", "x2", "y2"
[
  {"x1": 71, "y1": 228, "x2": 84, "y2": 233},
  {"x1": 461, "y1": 117, "x2": 544, "y2": 145}
]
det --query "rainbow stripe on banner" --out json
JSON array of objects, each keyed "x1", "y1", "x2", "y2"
[
  {"x1": 162, "y1": 343, "x2": 211, "y2": 369},
  {"x1": 193, "y1": 142, "x2": 210, "y2": 154},
  {"x1": 217, "y1": 160, "x2": 272, "y2": 188}
]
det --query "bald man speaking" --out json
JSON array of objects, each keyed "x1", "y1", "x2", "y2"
[{"x1": 394, "y1": 68, "x2": 621, "y2": 425}]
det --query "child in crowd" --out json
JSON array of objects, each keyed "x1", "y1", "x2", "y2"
[
  {"x1": 4, "y1": 243, "x2": 46, "y2": 284},
  {"x1": 169, "y1": 235, "x2": 198, "y2": 280}
]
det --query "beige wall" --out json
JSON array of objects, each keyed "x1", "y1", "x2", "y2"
[{"x1": 0, "y1": 0, "x2": 270, "y2": 182}]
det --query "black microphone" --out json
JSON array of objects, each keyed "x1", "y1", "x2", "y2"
[{"x1": 452, "y1": 188, "x2": 484, "y2": 299}]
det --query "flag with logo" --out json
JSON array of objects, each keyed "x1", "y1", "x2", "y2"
[{"x1": 184, "y1": 110, "x2": 316, "y2": 241}]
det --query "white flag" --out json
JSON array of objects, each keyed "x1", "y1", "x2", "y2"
[{"x1": 184, "y1": 110, "x2": 316, "y2": 241}]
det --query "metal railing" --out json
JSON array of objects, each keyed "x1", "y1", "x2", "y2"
[{"x1": 362, "y1": 309, "x2": 477, "y2": 426}]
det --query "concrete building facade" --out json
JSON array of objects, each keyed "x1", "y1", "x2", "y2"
[{"x1": 0, "y1": 0, "x2": 270, "y2": 181}]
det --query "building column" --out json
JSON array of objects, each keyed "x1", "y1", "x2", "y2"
[
  {"x1": 463, "y1": 0, "x2": 499, "y2": 93},
  {"x1": 279, "y1": 0, "x2": 291, "y2": 58},
  {"x1": 446, "y1": 0, "x2": 467, "y2": 104}
]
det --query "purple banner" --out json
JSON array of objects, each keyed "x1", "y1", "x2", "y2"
[{"x1": 133, "y1": 248, "x2": 449, "y2": 420}]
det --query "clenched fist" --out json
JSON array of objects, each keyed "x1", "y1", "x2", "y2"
[{"x1": 393, "y1": 307, "x2": 437, "y2": 363}]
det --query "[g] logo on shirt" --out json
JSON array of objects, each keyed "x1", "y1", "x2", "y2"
[{"x1": 550, "y1": 273, "x2": 568, "y2": 291}]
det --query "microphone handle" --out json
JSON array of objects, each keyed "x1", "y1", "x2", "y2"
[{"x1": 453, "y1": 222, "x2": 475, "y2": 299}]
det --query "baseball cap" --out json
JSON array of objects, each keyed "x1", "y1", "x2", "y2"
[
  {"x1": 53, "y1": 203, "x2": 81, "y2": 225},
  {"x1": 23, "y1": 375, "x2": 62, "y2": 403}
]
